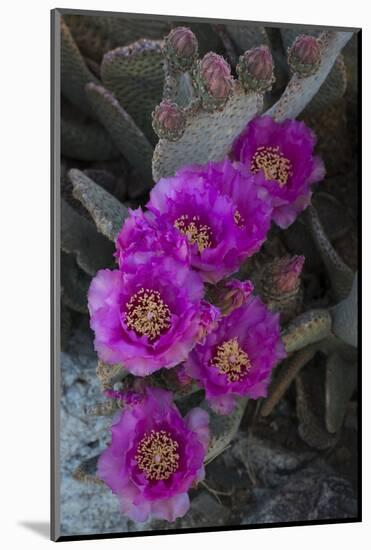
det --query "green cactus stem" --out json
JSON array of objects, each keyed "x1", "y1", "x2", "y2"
[
  {"x1": 296, "y1": 361, "x2": 339, "y2": 450},
  {"x1": 325, "y1": 352, "x2": 357, "y2": 433},
  {"x1": 305, "y1": 205, "x2": 354, "y2": 301},
  {"x1": 330, "y1": 274, "x2": 358, "y2": 347},
  {"x1": 281, "y1": 309, "x2": 332, "y2": 353}
]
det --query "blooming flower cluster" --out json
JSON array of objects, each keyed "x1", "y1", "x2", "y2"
[{"x1": 88, "y1": 116, "x2": 324, "y2": 522}]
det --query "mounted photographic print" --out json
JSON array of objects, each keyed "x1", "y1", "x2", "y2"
[{"x1": 51, "y1": 8, "x2": 361, "y2": 542}]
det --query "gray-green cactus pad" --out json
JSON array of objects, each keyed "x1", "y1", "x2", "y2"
[
  {"x1": 267, "y1": 31, "x2": 353, "y2": 121},
  {"x1": 61, "y1": 117, "x2": 118, "y2": 161},
  {"x1": 61, "y1": 199, "x2": 115, "y2": 276},
  {"x1": 152, "y1": 84, "x2": 263, "y2": 180},
  {"x1": 101, "y1": 39, "x2": 165, "y2": 142},
  {"x1": 86, "y1": 83, "x2": 153, "y2": 184},
  {"x1": 61, "y1": 17, "x2": 99, "y2": 115},
  {"x1": 225, "y1": 25, "x2": 269, "y2": 52},
  {"x1": 68, "y1": 169, "x2": 129, "y2": 242}
]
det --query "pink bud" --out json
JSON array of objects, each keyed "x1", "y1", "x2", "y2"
[
  {"x1": 169, "y1": 27, "x2": 197, "y2": 57},
  {"x1": 288, "y1": 35, "x2": 321, "y2": 76},
  {"x1": 269, "y1": 255, "x2": 305, "y2": 293},
  {"x1": 175, "y1": 365, "x2": 193, "y2": 387},
  {"x1": 200, "y1": 52, "x2": 233, "y2": 99},
  {"x1": 237, "y1": 46, "x2": 275, "y2": 92},
  {"x1": 293, "y1": 35, "x2": 320, "y2": 64},
  {"x1": 211, "y1": 279, "x2": 254, "y2": 315},
  {"x1": 152, "y1": 100, "x2": 186, "y2": 141},
  {"x1": 165, "y1": 27, "x2": 198, "y2": 70},
  {"x1": 247, "y1": 46, "x2": 273, "y2": 80}
]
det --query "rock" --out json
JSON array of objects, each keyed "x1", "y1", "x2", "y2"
[
  {"x1": 59, "y1": 323, "x2": 143, "y2": 535},
  {"x1": 243, "y1": 467, "x2": 357, "y2": 524},
  {"x1": 233, "y1": 433, "x2": 316, "y2": 488},
  {"x1": 60, "y1": 475, "x2": 130, "y2": 536}
]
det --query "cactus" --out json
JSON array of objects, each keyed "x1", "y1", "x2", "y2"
[
  {"x1": 59, "y1": 15, "x2": 358, "y2": 524},
  {"x1": 237, "y1": 46, "x2": 275, "y2": 93}
]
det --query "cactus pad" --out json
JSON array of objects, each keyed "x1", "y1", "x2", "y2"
[{"x1": 152, "y1": 84, "x2": 263, "y2": 180}]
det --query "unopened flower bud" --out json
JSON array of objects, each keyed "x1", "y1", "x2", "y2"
[
  {"x1": 258, "y1": 255, "x2": 305, "y2": 323},
  {"x1": 288, "y1": 35, "x2": 321, "y2": 77},
  {"x1": 164, "y1": 27, "x2": 198, "y2": 71},
  {"x1": 271, "y1": 255, "x2": 305, "y2": 293},
  {"x1": 237, "y1": 46, "x2": 275, "y2": 92},
  {"x1": 152, "y1": 100, "x2": 186, "y2": 141},
  {"x1": 209, "y1": 279, "x2": 254, "y2": 316},
  {"x1": 195, "y1": 52, "x2": 233, "y2": 111}
]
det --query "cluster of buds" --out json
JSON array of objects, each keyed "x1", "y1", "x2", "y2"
[
  {"x1": 288, "y1": 34, "x2": 321, "y2": 77},
  {"x1": 237, "y1": 45, "x2": 275, "y2": 93}
]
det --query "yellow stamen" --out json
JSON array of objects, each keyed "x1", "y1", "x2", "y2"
[
  {"x1": 211, "y1": 337, "x2": 251, "y2": 382},
  {"x1": 135, "y1": 429, "x2": 179, "y2": 481},
  {"x1": 251, "y1": 145, "x2": 293, "y2": 187},
  {"x1": 125, "y1": 288, "x2": 171, "y2": 341},
  {"x1": 174, "y1": 214, "x2": 212, "y2": 253},
  {"x1": 234, "y1": 209, "x2": 245, "y2": 227}
]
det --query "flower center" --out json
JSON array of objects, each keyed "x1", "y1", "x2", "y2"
[
  {"x1": 234, "y1": 209, "x2": 245, "y2": 227},
  {"x1": 251, "y1": 145, "x2": 293, "y2": 187},
  {"x1": 211, "y1": 337, "x2": 251, "y2": 382},
  {"x1": 174, "y1": 214, "x2": 212, "y2": 253},
  {"x1": 135, "y1": 429, "x2": 180, "y2": 481},
  {"x1": 125, "y1": 288, "x2": 171, "y2": 341}
]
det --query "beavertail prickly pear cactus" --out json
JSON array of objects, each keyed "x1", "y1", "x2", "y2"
[{"x1": 60, "y1": 14, "x2": 358, "y2": 529}]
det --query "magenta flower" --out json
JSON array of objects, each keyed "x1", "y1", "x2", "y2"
[
  {"x1": 98, "y1": 387, "x2": 209, "y2": 522},
  {"x1": 184, "y1": 292, "x2": 286, "y2": 414},
  {"x1": 147, "y1": 162, "x2": 270, "y2": 283},
  {"x1": 115, "y1": 207, "x2": 190, "y2": 271},
  {"x1": 88, "y1": 251, "x2": 210, "y2": 376},
  {"x1": 233, "y1": 116, "x2": 325, "y2": 228},
  {"x1": 183, "y1": 159, "x2": 273, "y2": 257}
]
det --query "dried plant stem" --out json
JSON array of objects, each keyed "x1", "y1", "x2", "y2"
[
  {"x1": 261, "y1": 345, "x2": 317, "y2": 416},
  {"x1": 200, "y1": 480, "x2": 233, "y2": 504}
]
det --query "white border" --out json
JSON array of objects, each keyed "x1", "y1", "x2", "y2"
[{"x1": 2, "y1": 1, "x2": 368, "y2": 548}]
